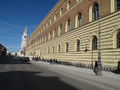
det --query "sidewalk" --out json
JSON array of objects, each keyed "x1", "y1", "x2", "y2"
[{"x1": 31, "y1": 61, "x2": 120, "y2": 90}]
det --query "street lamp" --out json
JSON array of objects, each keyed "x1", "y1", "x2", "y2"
[
  {"x1": 96, "y1": 3, "x2": 102, "y2": 76},
  {"x1": 88, "y1": 0, "x2": 102, "y2": 75},
  {"x1": 96, "y1": 7, "x2": 102, "y2": 76}
]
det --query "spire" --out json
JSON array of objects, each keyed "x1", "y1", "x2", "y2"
[{"x1": 24, "y1": 25, "x2": 27, "y2": 34}]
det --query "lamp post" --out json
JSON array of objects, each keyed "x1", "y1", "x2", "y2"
[
  {"x1": 96, "y1": 2, "x2": 102, "y2": 76},
  {"x1": 96, "y1": 10, "x2": 102, "y2": 76},
  {"x1": 89, "y1": 0, "x2": 102, "y2": 75}
]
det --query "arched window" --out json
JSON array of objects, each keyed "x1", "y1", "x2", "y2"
[
  {"x1": 53, "y1": 29, "x2": 56, "y2": 38},
  {"x1": 45, "y1": 35, "x2": 47, "y2": 41},
  {"x1": 41, "y1": 37, "x2": 43, "y2": 43},
  {"x1": 60, "y1": 8, "x2": 63, "y2": 16},
  {"x1": 117, "y1": 32, "x2": 120, "y2": 48},
  {"x1": 46, "y1": 34, "x2": 48, "y2": 41},
  {"x1": 76, "y1": 0, "x2": 80, "y2": 2},
  {"x1": 48, "y1": 47, "x2": 50, "y2": 53},
  {"x1": 39, "y1": 38, "x2": 41, "y2": 43},
  {"x1": 59, "y1": 24, "x2": 62, "y2": 35},
  {"x1": 46, "y1": 23, "x2": 48, "y2": 28},
  {"x1": 43, "y1": 36, "x2": 45, "y2": 43},
  {"x1": 66, "y1": 42, "x2": 69, "y2": 52},
  {"x1": 48, "y1": 32, "x2": 50, "y2": 40},
  {"x1": 67, "y1": 19, "x2": 71, "y2": 32},
  {"x1": 53, "y1": 46, "x2": 54, "y2": 53},
  {"x1": 92, "y1": 2, "x2": 99, "y2": 21},
  {"x1": 76, "y1": 40, "x2": 80, "y2": 51},
  {"x1": 92, "y1": 36, "x2": 97, "y2": 50},
  {"x1": 43, "y1": 26, "x2": 45, "y2": 31},
  {"x1": 67, "y1": 1, "x2": 71, "y2": 10},
  {"x1": 42, "y1": 27, "x2": 43, "y2": 32},
  {"x1": 115, "y1": 0, "x2": 120, "y2": 11},
  {"x1": 54, "y1": 14, "x2": 57, "y2": 21},
  {"x1": 50, "y1": 19, "x2": 52, "y2": 24},
  {"x1": 50, "y1": 31, "x2": 52, "y2": 39},
  {"x1": 77, "y1": 13, "x2": 82, "y2": 27},
  {"x1": 58, "y1": 44, "x2": 60, "y2": 53}
]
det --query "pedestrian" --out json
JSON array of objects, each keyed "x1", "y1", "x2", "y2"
[
  {"x1": 55, "y1": 59, "x2": 58, "y2": 64},
  {"x1": 116, "y1": 61, "x2": 120, "y2": 74},
  {"x1": 94, "y1": 61, "x2": 98, "y2": 74},
  {"x1": 50, "y1": 59, "x2": 52, "y2": 64},
  {"x1": 53, "y1": 59, "x2": 55, "y2": 64}
]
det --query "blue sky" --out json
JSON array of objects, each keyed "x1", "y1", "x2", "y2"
[{"x1": 0, "y1": 0, "x2": 58, "y2": 52}]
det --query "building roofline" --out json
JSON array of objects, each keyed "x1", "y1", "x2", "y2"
[{"x1": 28, "y1": 0, "x2": 66, "y2": 40}]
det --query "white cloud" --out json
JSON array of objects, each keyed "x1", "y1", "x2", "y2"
[{"x1": 0, "y1": 21, "x2": 18, "y2": 28}]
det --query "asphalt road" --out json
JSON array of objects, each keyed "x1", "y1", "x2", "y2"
[{"x1": 0, "y1": 57, "x2": 114, "y2": 90}]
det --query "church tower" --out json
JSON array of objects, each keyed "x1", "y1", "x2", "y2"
[{"x1": 20, "y1": 25, "x2": 27, "y2": 56}]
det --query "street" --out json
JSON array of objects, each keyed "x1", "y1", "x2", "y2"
[{"x1": 0, "y1": 57, "x2": 117, "y2": 90}]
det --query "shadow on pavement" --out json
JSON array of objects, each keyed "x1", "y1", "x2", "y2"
[
  {"x1": 0, "y1": 56, "x2": 31, "y2": 64},
  {"x1": 0, "y1": 71, "x2": 78, "y2": 90}
]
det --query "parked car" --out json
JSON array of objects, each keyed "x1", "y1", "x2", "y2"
[
  {"x1": 24, "y1": 57, "x2": 30, "y2": 62},
  {"x1": 32, "y1": 57, "x2": 39, "y2": 61}
]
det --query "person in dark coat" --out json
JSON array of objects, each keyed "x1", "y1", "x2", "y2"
[
  {"x1": 94, "y1": 61, "x2": 98, "y2": 73},
  {"x1": 50, "y1": 59, "x2": 52, "y2": 64}
]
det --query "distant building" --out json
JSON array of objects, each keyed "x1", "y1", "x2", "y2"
[
  {"x1": 0, "y1": 44, "x2": 7, "y2": 56},
  {"x1": 17, "y1": 26, "x2": 27, "y2": 57},
  {"x1": 26, "y1": 0, "x2": 120, "y2": 68},
  {"x1": 11, "y1": 52, "x2": 16, "y2": 56}
]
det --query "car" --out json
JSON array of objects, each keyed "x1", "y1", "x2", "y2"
[
  {"x1": 24, "y1": 57, "x2": 30, "y2": 62},
  {"x1": 32, "y1": 57, "x2": 39, "y2": 61}
]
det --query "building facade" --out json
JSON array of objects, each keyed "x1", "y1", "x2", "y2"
[
  {"x1": 26, "y1": 0, "x2": 120, "y2": 68},
  {"x1": 0, "y1": 44, "x2": 7, "y2": 56}
]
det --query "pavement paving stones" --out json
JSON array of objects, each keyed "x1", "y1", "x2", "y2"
[{"x1": 31, "y1": 61, "x2": 120, "y2": 90}]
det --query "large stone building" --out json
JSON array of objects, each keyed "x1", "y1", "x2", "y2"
[{"x1": 26, "y1": 0, "x2": 120, "y2": 68}]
